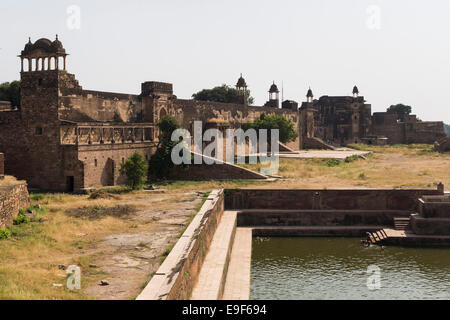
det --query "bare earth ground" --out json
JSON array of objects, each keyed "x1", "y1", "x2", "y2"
[
  {"x1": 83, "y1": 191, "x2": 203, "y2": 300},
  {"x1": 0, "y1": 144, "x2": 449, "y2": 299}
]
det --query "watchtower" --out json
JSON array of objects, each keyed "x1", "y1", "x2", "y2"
[
  {"x1": 266, "y1": 81, "x2": 280, "y2": 108},
  {"x1": 236, "y1": 74, "x2": 248, "y2": 105},
  {"x1": 18, "y1": 35, "x2": 73, "y2": 122},
  {"x1": 19, "y1": 35, "x2": 67, "y2": 73}
]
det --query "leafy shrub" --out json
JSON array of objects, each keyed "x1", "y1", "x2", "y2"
[
  {"x1": 345, "y1": 155, "x2": 359, "y2": 163},
  {"x1": 242, "y1": 114, "x2": 298, "y2": 144},
  {"x1": 192, "y1": 84, "x2": 254, "y2": 105},
  {"x1": 0, "y1": 228, "x2": 11, "y2": 240},
  {"x1": 120, "y1": 153, "x2": 149, "y2": 190},
  {"x1": 149, "y1": 115, "x2": 182, "y2": 179},
  {"x1": 325, "y1": 159, "x2": 341, "y2": 167},
  {"x1": 13, "y1": 214, "x2": 30, "y2": 225}
]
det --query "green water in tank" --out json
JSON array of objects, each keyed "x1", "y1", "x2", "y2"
[{"x1": 251, "y1": 237, "x2": 450, "y2": 300}]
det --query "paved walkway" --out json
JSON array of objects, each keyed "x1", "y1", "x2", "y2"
[
  {"x1": 278, "y1": 150, "x2": 371, "y2": 160},
  {"x1": 223, "y1": 228, "x2": 252, "y2": 300},
  {"x1": 384, "y1": 228, "x2": 450, "y2": 239},
  {"x1": 191, "y1": 211, "x2": 237, "y2": 300}
]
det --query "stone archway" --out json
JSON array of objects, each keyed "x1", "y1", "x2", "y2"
[
  {"x1": 101, "y1": 158, "x2": 115, "y2": 186},
  {"x1": 159, "y1": 108, "x2": 167, "y2": 121}
]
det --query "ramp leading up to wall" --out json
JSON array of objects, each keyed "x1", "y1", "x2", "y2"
[
  {"x1": 169, "y1": 151, "x2": 268, "y2": 181},
  {"x1": 303, "y1": 137, "x2": 337, "y2": 150},
  {"x1": 278, "y1": 142, "x2": 295, "y2": 153},
  {"x1": 435, "y1": 137, "x2": 450, "y2": 153}
]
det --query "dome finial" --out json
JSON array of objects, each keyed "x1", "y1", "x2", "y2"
[
  {"x1": 306, "y1": 87, "x2": 314, "y2": 102},
  {"x1": 236, "y1": 74, "x2": 247, "y2": 88},
  {"x1": 353, "y1": 85, "x2": 359, "y2": 97},
  {"x1": 269, "y1": 81, "x2": 279, "y2": 93},
  {"x1": 56, "y1": 34, "x2": 59, "y2": 40}
]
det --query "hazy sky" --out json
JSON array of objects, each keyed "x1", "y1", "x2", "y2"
[{"x1": 1, "y1": 0, "x2": 449, "y2": 123}]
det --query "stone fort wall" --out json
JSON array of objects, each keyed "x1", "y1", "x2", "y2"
[
  {"x1": 76, "y1": 143, "x2": 156, "y2": 190},
  {"x1": 59, "y1": 90, "x2": 143, "y2": 123},
  {"x1": 371, "y1": 112, "x2": 445, "y2": 145},
  {"x1": 0, "y1": 182, "x2": 30, "y2": 228},
  {"x1": 172, "y1": 99, "x2": 300, "y2": 151}
]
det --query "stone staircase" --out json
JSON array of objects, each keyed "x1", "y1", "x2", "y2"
[
  {"x1": 394, "y1": 217, "x2": 410, "y2": 231},
  {"x1": 367, "y1": 229, "x2": 388, "y2": 244}
]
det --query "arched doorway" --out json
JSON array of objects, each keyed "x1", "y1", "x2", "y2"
[{"x1": 159, "y1": 108, "x2": 167, "y2": 121}]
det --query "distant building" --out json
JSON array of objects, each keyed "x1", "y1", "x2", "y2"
[{"x1": 299, "y1": 86, "x2": 445, "y2": 148}]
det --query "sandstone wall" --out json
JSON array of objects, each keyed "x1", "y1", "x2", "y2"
[
  {"x1": 411, "y1": 215, "x2": 450, "y2": 236},
  {"x1": 372, "y1": 112, "x2": 445, "y2": 144},
  {"x1": 59, "y1": 90, "x2": 143, "y2": 123},
  {"x1": 5, "y1": 70, "x2": 69, "y2": 190},
  {"x1": 76, "y1": 143, "x2": 156, "y2": 191},
  {"x1": 410, "y1": 195, "x2": 450, "y2": 235},
  {"x1": 224, "y1": 188, "x2": 443, "y2": 211},
  {"x1": 237, "y1": 209, "x2": 411, "y2": 227},
  {"x1": 0, "y1": 182, "x2": 30, "y2": 228},
  {"x1": 405, "y1": 121, "x2": 446, "y2": 144},
  {"x1": 173, "y1": 99, "x2": 301, "y2": 151}
]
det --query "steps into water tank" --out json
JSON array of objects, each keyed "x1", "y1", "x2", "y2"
[{"x1": 394, "y1": 217, "x2": 410, "y2": 230}]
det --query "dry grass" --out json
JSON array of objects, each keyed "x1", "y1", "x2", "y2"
[
  {"x1": 239, "y1": 144, "x2": 450, "y2": 189},
  {"x1": 0, "y1": 191, "x2": 151, "y2": 300}
]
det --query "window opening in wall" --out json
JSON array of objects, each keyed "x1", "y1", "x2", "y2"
[{"x1": 35, "y1": 127, "x2": 43, "y2": 135}]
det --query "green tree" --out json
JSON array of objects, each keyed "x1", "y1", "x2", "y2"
[
  {"x1": 149, "y1": 115, "x2": 182, "y2": 179},
  {"x1": 387, "y1": 104, "x2": 412, "y2": 121},
  {"x1": 242, "y1": 114, "x2": 298, "y2": 144},
  {"x1": 120, "y1": 152, "x2": 148, "y2": 190},
  {"x1": 192, "y1": 84, "x2": 254, "y2": 105},
  {"x1": 0, "y1": 81, "x2": 20, "y2": 107}
]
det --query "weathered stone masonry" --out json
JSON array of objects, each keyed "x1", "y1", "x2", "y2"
[
  {"x1": 0, "y1": 37, "x2": 301, "y2": 192},
  {"x1": 0, "y1": 37, "x2": 446, "y2": 192},
  {"x1": 0, "y1": 182, "x2": 30, "y2": 228}
]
